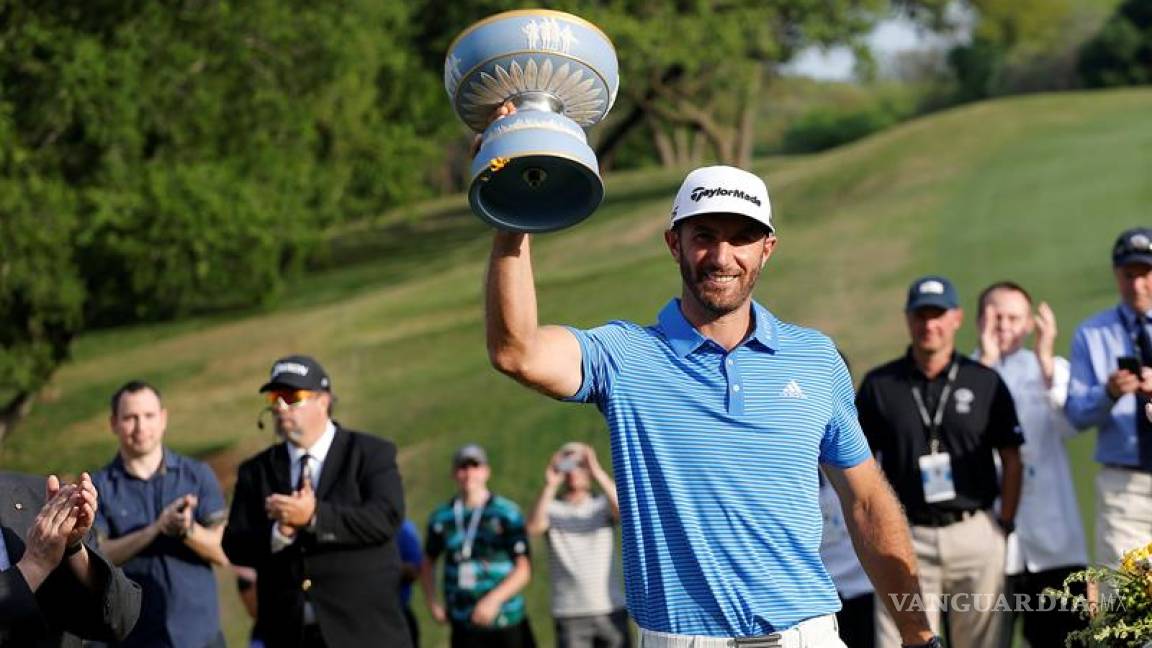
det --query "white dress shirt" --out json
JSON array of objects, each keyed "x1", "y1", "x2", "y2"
[{"x1": 991, "y1": 349, "x2": 1089, "y2": 573}]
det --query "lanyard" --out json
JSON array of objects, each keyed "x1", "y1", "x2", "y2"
[
  {"x1": 910, "y1": 361, "x2": 960, "y2": 454},
  {"x1": 452, "y1": 498, "x2": 486, "y2": 560}
]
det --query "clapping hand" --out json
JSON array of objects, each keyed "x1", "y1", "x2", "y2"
[{"x1": 265, "y1": 475, "x2": 316, "y2": 534}]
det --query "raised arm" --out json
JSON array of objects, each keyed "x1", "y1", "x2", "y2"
[
  {"x1": 485, "y1": 231, "x2": 584, "y2": 398},
  {"x1": 824, "y1": 458, "x2": 934, "y2": 646}
]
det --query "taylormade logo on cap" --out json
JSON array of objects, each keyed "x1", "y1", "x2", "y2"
[
  {"x1": 272, "y1": 362, "x2": 310, "y2": 378},
  {"x1": 689, "y1": 186, "x2": 762, "y2": 207},
  {"x1": 669, "y1": 165, "x2": 773, "y2": 232}
]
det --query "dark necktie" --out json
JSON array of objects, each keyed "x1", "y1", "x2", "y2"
[
  {"x1": 297, "y1": 454, "x2": 313, "y2": 491},
  {"x1": 1132, "y1": 316, "x2": 1152, "y2": 469}
]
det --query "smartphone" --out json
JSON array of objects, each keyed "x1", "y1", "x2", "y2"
[
  {"x1": 1118, "y1": 356, "x2": 1141, "y2": 373},
  {"x1": 555, "y1": 456, "x2": 579, "y2": 473}
]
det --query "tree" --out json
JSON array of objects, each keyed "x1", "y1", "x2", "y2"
[
  {"x1": 0, "y1": 0, "x2": 451, "y2": 436},
  {"x1": 1080, "y1": 0, "x2": 1152, "y2": 87}
]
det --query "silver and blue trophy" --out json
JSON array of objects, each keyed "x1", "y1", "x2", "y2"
[{"x1": 445, "y1": 10, "x2": 619, "y2": 232}]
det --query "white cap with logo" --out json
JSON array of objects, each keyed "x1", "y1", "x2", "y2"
[{"x1": 668, "y1": 165, "x2": 773, "y2": 233}]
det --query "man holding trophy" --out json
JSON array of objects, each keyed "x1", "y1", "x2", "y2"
[{"x1": 448, "y1": 9, "x2": 939, "y2": 648}]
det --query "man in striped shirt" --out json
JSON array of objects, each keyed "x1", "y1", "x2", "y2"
[{"x1": 484, "y1": 158, "x2": 938, "y2": 648}]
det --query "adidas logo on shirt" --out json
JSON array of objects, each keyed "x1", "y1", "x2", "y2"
[{"x1": 781, "y1": 380, "x2": 806, "y2": 399}]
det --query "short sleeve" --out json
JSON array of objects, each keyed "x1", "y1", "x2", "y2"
[
  {"x1": 193, "y1": 461, "x2": 228, "y2": 526},
  {"x1": 820, "y1": 351, "x2": 872, "y2": 468},
  {"x1": 397, "y1": 520, "x2": 422, "y2": 566},
  {"x1": 989, "y1": 376, "x2": 1025, "y2": 448},
  {"x1": 501, "y1": 505, "x2": 530, "y2": 559},
  {"x1": 563, "y1": 322, "x2": 632, "y2": 405}
]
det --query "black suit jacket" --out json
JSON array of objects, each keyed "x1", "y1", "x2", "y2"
[
  {"x1": 224, "y1": 425, "x2": 410, "y2": 648},
  {"x1": 0, "y1": 472, "x2": 141, "y2": 647}
]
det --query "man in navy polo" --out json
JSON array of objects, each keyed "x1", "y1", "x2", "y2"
[
  {"x1": 92, "y1": 381, "x2": 229, "y2": 648},
  {"x1": 484, "y1": 160, "x2": 939, "y2": 648}
]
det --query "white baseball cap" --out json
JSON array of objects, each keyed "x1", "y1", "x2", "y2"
[{"x1": 668, "y1": 165, "x2": 773, "y2": 233}]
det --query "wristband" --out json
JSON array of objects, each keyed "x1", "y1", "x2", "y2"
[{"x1": 64, "y1": 540, "x2": 84, "y2": 557}]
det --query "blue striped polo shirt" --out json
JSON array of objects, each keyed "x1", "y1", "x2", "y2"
[{"x1": 565, "y1": 298, "x2": 871, "y2": 636}]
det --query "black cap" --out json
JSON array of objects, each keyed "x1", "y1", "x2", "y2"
[
  {"x1": 905, "y1": 275, "x2": 959, "y2": 312},
  {"x1": 1112, "y1": 227, "x2": 1152, "y2": 267},
  {"x1": 259, "y1": 355, "x2": 331, "y2": 393}
]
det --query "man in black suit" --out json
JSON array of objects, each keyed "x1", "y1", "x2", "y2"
[
  {"x1": 1, "y1": 471, "x2": 141, "y2": 647},
  {"x1": 223, "y1": 355, "x2": 410, "y2": 648}
]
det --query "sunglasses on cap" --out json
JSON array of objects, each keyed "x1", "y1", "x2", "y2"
[{"x1": 264, "y1": 389, "x2": 319, "y2": 408}]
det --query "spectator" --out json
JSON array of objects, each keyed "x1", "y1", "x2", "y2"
[
  {"x1": 223, "y1": 355, "x2": 410, "y2": 648},
  {"x1": 857, "y1": 275, "x2": 1023, "y2": 648},
  {"x1": 232, "y1": 565, "x2": 263, "y2": 648},
  {"x1": 818, "y1": 470, "x2": 874, "y2": 648},
  {"x1": 1066, "y1": 227, "x2": 1152, "y2": 570},
  {"x1": 484, "y1": 155, "x2": 936, "y2": 646},
  {"x1": 0, "y1": 471, "x2": 141, "y2": 646},
  {"x1": 397, "y1": 520, "x2": 423, "y2": 647},
  {"x1": 975, "y1": 281, "x2": 1088, "y2": 646},
  {"x1": 93, "y1": 381, "x2": 229, "y2": 648},
  {"x1": 526, "y1": 442, "x2": 628, "y2": 648},
  {"x1": 420, "y1": 444, "x2": 535, "y2": 648}
]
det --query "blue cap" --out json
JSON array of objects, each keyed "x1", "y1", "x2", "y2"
[
  {"x1": 905, "y1": 275, "x2": 959, "y2": 312},
  {"x1": 1112, "y1": 227, "x2": 1152, "y2": 267}
]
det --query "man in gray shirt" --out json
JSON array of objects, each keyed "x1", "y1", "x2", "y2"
[{"x1": 527, "y1": 443, "x2": 629, "y2": 648}]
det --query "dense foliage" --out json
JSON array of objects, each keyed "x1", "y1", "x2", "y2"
[{"x1": 1080, "y1": 0, "x2": 1152, "y2": 87}]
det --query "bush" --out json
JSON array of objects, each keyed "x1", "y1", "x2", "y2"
[{"x1": 781, "y1": 101, "x2": 910, "y2": 154}]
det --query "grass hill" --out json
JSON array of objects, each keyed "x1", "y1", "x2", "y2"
[{"x1": 3, "y1": 88, "x2": 1150, "y2": 646}]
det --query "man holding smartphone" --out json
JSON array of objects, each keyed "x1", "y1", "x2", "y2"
[
  {"x1": 527, "y1": 443, "x2": 628, "y2": 648},
  {"x1": 1066, "y1": 227, "x2": 1152, "y2": 571}
]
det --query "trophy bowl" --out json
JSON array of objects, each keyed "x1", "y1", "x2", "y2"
[{"x1": 445, "y1": 10, "x2": 619, "y2": 232}]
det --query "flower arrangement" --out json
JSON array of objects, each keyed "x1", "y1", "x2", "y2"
[{"x1": 1045, "y1": 540, "x2": 1152, "y2": 647}]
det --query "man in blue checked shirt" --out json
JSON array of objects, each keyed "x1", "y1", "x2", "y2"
[
  {"x1": 483, "y1": 143, "x2": 938, "y2": 645},
  {"x1": 1066, "y1": 227, "x2": 1152, "y2": 570}
]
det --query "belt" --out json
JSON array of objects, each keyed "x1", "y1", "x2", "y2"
[
  {"x1": 1104, "y1": 463, "x2": 1152, "y2": 474},
  {"x1": 907, "y1": 508, "x2": 982, "y2": 527},
  {"x1": 638, "y1": 614, "x2": 839, "y2": 648}
]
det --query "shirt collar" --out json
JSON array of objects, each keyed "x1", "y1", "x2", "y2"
[
  {"x1": 287, "y1": 420, "x2": 337, "y2": 463},
  {"x1": 657, "y1": 298, "x2": 778, "y2": 358},
  {"x1": 1117, "y1": 303, "x2": 1152, "y2": 326},
  {"x1": 111, "y1": 447, "x2": 178, "y2": 479},
  {"x1": 902, "y1": 347, "x2": 960, "y2": 381}
]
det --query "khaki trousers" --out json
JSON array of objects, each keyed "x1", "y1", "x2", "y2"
[
  {"x1": 875, "y1": 511, "x2": 1006, "y2": 648},
  {"x1": 1095, "y1": 466, "x2": 1152, "y2": 568}
]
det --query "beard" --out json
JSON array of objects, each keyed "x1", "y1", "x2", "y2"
[{"x1": 678, "y1": 254, "x2": 761, "y2": 317}]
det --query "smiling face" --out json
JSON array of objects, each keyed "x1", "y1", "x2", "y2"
[
  {"x1": 979, "y1": 287, "x2": 1033, "y2": 356},
  {"x1": 665, "y1": 213, "x2": 775, "y2": 319}
]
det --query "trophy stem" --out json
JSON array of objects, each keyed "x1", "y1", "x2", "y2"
[{"x1": 511, "y1": 91, "x2": 563, "y2": 114}]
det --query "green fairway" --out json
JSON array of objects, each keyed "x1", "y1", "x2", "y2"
[{"x1": 4, "y1": 88, "x2": 1150, "y2": 646}]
